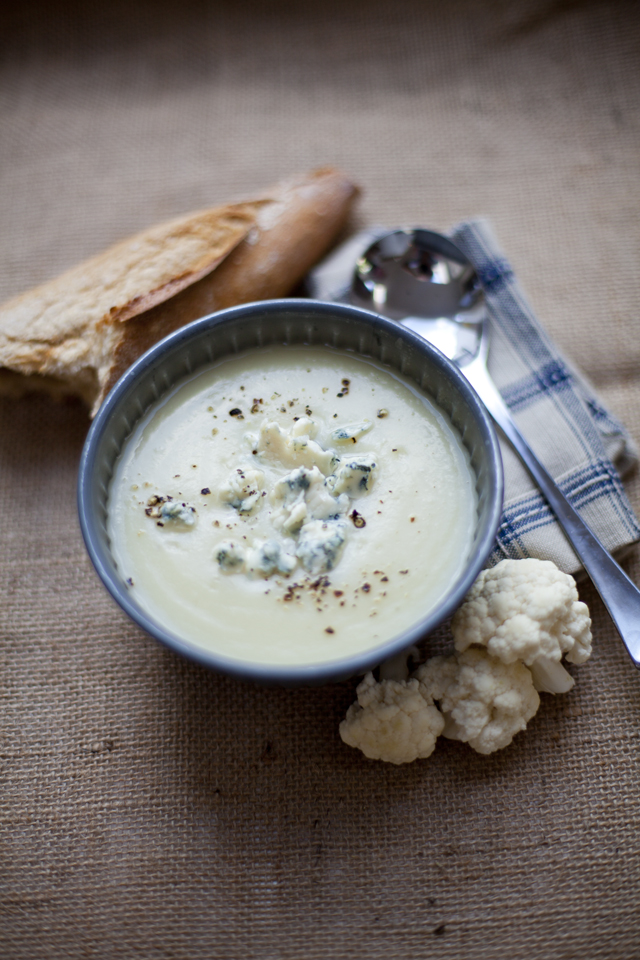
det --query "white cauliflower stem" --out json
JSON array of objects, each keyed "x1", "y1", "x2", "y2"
[
  {"x1": 451, "y1": 558, "x2": 592, "y2": 694},
  {"x1": 339, "y1": 672, "x2": 445, "y2": 764},
  {"x1": 416, "y1": 648, "x2": 540, "y2": 755}
]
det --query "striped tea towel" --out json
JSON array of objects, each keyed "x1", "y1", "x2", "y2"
[{"x1": 306, "y1": 219, "x2": 640, "y2": 575}]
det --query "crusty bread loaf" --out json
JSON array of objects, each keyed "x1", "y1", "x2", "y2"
[
  {"x1": 0, "y1": 204, "x2": 255, "y2": 409},
  {"x1": 0, "y1": 167, "x2": 359, "y2": 415}
]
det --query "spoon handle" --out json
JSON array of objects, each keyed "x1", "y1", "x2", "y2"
[{"x1": 463, "y1": 355, "x2": 640, "y2": 668}]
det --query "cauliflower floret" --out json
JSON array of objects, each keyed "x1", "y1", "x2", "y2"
[
  {"x1": 451, "y1": 558, "x2": 592, "y2": 694},
  {"x1": 416, "y1": 647, "x2": 540, "y2": 755},
  {"x1": 337, "y1": 558, "x2": 589, "y2": 763},
  {"x1": 339, "y1": 672, "x2": 445, "y2": 764}
]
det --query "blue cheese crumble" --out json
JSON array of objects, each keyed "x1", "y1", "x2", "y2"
[
  {"x1": 257, "y1": 418, "x2": 338, "y2": 474},
  {"x1": 214, "y1": 417, "x2": 379, "y2": 579},
  {"x1": 296, "y1": 519, "x2": 348, "y2": 574},
  {"x1": 325, "y1": 454, "x2": 377, "y2": 496},
  {"x1": 219, "y1": 467, "x2": 265, "y2": 514},
  {"x1": 215, "y1": 538, "x2": 297, "y2": 578},
  {"x1": 330, "y1": 420, "x2": 373, "y2": 443},
  {"x1": 145, "y1": 495, "x2": 197, "y2": 527},
  {"x1": 246, "y1": 540, "x2": 297, "y2": 578},
  {"x1": 216, "y1": 540, "x2": 246, "y2": 572},
  {"x1": 272, "y1": 466, "x2": 349, "y2": 535}
]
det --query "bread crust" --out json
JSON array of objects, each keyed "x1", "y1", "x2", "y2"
[{"x1": 0, "y1": 167, "x2": 359, "y2": 415}]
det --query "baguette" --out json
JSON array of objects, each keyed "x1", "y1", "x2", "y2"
[{"x1": 0, "y1": 167, "x2": 359, "y2": 415}]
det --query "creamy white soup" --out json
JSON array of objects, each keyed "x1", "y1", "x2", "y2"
[{"x1": 107, "y1": 345, "x2": 476, "y2": 666}]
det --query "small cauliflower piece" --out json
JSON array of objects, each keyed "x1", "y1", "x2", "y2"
[
  {"x1": 416, "y1": 647, "x2": 540, "y2": 755},
  {"x1": 219, "y1": 467, "x2": 265, "y2": 515},
  {"x1": 451, "y1": 557, "x2": 592, "y2": 694},
  {"x1": 339, "y1": 672, "x2": 445, "y2": 764}
]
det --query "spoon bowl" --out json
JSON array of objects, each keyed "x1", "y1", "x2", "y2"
[{"x1": 352, "y1": 229, "x2": 485, "y2": 365}]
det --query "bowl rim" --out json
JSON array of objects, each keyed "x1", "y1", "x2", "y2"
[{"x1": 78, "y1": 298, "x2": 504, "y2": 685}]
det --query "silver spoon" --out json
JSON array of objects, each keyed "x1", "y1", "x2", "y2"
[{"x1": 352, "y1": 228, "x2": 640, "y2": 669}]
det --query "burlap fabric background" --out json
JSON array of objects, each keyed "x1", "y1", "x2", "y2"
[{"x1": 2, "y1": 2, "x2": 640, "y2": 957}]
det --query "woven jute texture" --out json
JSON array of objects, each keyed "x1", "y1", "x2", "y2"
[{"x1": 2, "y1": 2, "x2": 640, "y2": 957}]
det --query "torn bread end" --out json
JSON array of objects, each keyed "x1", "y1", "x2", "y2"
[{"x1": 0, "y1": 167, "x2": 359, "y2": 416}]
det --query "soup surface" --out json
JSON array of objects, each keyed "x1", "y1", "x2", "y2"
[{"x1": 107, "y1": 344, "x2": 476, "y2": 666}]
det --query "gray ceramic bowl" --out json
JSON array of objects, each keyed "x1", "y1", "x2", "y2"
[{"x1": 78, "y1": 299, "x2": 503, "y2": 685}]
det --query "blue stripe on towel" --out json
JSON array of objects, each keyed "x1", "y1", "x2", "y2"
[
  {"x1": 492, "y1": 458, "x2": 640, "y2": 553},
  {"x1": 475, "y1": 257, "x2": 514, "y2": 293},
  {"x1": 501, "y1": 359, "x2": 574, "y2": 411}
]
